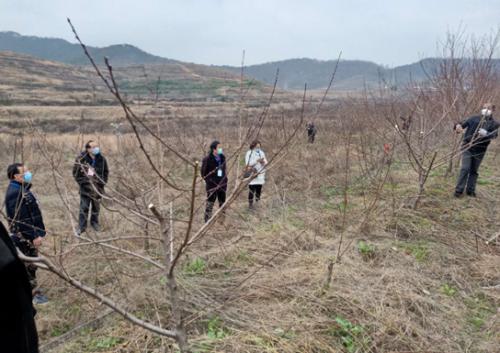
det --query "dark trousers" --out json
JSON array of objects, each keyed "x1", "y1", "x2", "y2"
[
  {"x1": 248, "y1": 184, "x2": 263, "y2": 205},
  {"x1": 308, "y1": 133, "x2": 315, "y2": 143},
  {"x1": 455, "y1": 149, "x2": 486, "y2": 194},
  {"x1": 205, "y1": 188, "x2": 226, "y2": 222},
  {"x1": 11, "y1": 235, "x2": 38, "y2": 293},
  {"x1": 79, "y1": 194, "x2": 101, "y2": 231}
]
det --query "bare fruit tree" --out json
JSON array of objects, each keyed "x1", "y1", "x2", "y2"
[{"x1": 426, "y1": 29, "x2": 500, "y2": 176}]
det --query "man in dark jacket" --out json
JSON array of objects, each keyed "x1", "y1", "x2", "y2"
[
  {"x1": 201, "y1": 140, "x2": 228, "y2": 222},
  {"x1": 5, "y1": 163, "x2": 47, "y2": 304},
  {"x1": 454, "y1": 103, "x2": 499, "y2": 197},
  {"x1": 0, "y1": 221, "x2": 39, "y2": 353},
  {"x1": 73, "y1": 140, "x2": 109, "y2": 235},
  {"x1": 306, "y1": 122, "x2": 317, "y2": 143}
]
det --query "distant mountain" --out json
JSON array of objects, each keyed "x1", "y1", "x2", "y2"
[
  {"x1": 221, "y1": 58, "x2": 386, "y2": 90},
  {"x1": 221, "y1": 58, "x2": 436, "y2": 90},
  {"x1": 222, "y1": 57, "x2": 500, "y2": 90},
  {"x1": 0, "y1": 31, "x2": 177, "y2": 66},
  {"x1": 2, "y1": 31, "x2": 499, "y2": 91}
]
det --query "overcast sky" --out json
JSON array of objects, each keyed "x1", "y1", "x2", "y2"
[{"x1": 1, "y1": 0, "x2": 499, "y2": 67}]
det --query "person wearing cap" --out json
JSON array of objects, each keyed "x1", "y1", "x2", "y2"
[
  {"x1": 73, "y1": 140, "x2": 109, "y2": 234},
  {"x1": 201, "y1": 140, "x2": 227, "y2": 222},
  {"x1": 454, "y1": 103, "x2": 499, "y2": 197},
  {"x1": 5, "y1": 163, "x2": 47, "y2": 305}
]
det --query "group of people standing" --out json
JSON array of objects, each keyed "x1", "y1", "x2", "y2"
[
  {"x1": 198, "y1": 102, "x2": 500, "y2": 223},
  {"x1": 1, "y1": 140, "x2": 108, "y2": 352},
  {"x1": 0, "y1": 137, "x2": 267, "y2": 352},
  {"x1": 199, "y1": 122, "x2": 321, "y2": 222},
  {"x1": 1, "y1": 136, "x2": 267, "y2": 314},
  {"x1": 201, "y1": 140, "x2": 268, "y2": 222},
  {"x1": 3, "y1": 141, "x2": 108, "y2": 303}
]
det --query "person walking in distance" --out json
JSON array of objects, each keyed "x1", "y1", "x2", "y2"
[
  {"x1": 201, "y1": 140, "x2": 228, "y2": 223},
  {"x1": 5, "y1": 163, "x2": 48, "y2": 305},
  {"x1": 245, "y1": 140, "x2": 268, "y2": 210},
  {"x1": 454, "y1": 103, "x2": 499, "y2": 197},
  {"x1": 73, "y1": 140, "x2": 109, "y2": 234},
  {"x1": 306, "y1": 122, "x2": 317, "y2": 143}
]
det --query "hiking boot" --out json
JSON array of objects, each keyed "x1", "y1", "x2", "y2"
[
  {"x1": 204, "y1": 201, "x2": 215, "y2": 223},
  {"x1": 33, "y1": 293, "x2": 49, "y2": 305},
  {"x1": 91, "y1": 224, "x2": 101, "y2": 232},
  {"x1": 75, "y1": 228, "x2": 85, "y2": 237},
  {"x1": 454, "y1": 191, "x2": 463, "y2": 198},
  {"x1": 466, "y1": 191, "x2": 477, "y2": 197}
]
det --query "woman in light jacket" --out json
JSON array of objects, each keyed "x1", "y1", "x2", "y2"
[{"x1": 245, "y1": 140, "x2": 268, "y2": 209}]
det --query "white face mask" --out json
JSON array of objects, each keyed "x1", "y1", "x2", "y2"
[{"x1": 481, "y1": 108, "x2": 493, "y2": 117}]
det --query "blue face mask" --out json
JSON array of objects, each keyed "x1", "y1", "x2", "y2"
[
  {"x1": 217, "y1": 147, "x2": 223, "y2": 155},
  {"x1": 92, "y1": 147, "x2": 100, "y2": 155},
  {"x1": 23, "y1": 171, "x2": 32, "y2": 184}
]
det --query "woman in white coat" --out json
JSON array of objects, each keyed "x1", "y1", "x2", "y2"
[{"x1": 245, "y1": 140, "x2": 268, "y2": 209}]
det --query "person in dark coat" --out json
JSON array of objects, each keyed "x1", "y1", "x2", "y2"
[
  {"x1": 454, "y1": 103, "x2": 500, "y2": 197},
  {"x1": 201, "y1": 140, "x2": 228, "y2": 222},
  {"x1": 73, "y1": 140, "x2": 109, "y2": 234},
  {"x1": 306, "y1": 122, "x2": 317, "y2": 143},
  {"x1": 5, "y1": 163, "x2": 47, "y2": 304},
  {"x1": 0, "y1": 220, "x2": 39, "y2": 353}
]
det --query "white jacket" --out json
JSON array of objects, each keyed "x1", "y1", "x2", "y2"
[{"x1": 245, "y1": 149, "x2": 268, "y2": 185}]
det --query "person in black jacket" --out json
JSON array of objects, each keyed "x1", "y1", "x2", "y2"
[
  {"x1": 5, "y1": 163, "x2": 47, "y2": 304},
  {"x1": 0, "y1": 220, "x2": 39, "y2": 353},
  {"x1": 454, "y1": 103, "x2": 500, "y2": 197},
  {"x1": 73, "y1": 140, "x2": 109, "y2": 235},
  {"x1": 306, "y1": 122, "x2": 317, "y2": 143},
  {"x1": 201, "y1": 140, "x2": 227, "y2": 222}
]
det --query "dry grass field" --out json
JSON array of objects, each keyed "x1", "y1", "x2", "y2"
[{"x1": 0, "y1": 91, "x2": 499, "y2": 353}]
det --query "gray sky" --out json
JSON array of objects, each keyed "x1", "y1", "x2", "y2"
[{"x1": 1, "y1": 0, "x2": 499, "y2": 66}]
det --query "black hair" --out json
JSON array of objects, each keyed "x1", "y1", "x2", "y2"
[
  {"x1": 250, "y1": 140, "x2": 260, "y2": 150},
  {"x1": 209, "y1": 140, "x2": 220, "y2": 153},
  {"x1": 85, "y1": 140, "x2": 94, "y2": 149},
  {"x1": 7, "y1": 163, "x2": 23, "y2": 180}
]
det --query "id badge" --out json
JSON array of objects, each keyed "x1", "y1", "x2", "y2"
[{"x1": 217, "y1": 169, "x2": 223, "y2": 177}]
